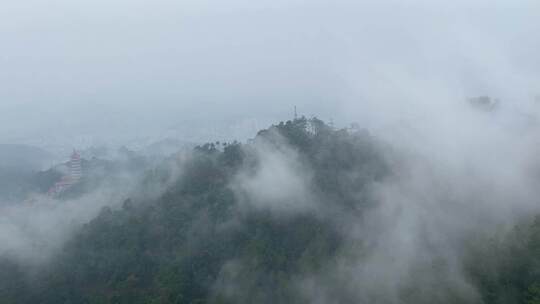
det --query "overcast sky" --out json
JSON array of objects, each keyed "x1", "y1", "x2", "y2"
[{"x1": 1, "y1": 0, "x2": 539, "y2": 149}]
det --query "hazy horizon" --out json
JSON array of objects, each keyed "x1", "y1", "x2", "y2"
[{"x1": 2, "y1": 0, "x2": 539, "y2": 153}]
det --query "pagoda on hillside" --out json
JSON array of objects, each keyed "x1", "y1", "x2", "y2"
[{"x1": 48, "y1": 150, "x2": 83, "y2": 196}]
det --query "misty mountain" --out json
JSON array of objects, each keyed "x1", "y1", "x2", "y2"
[
  {"x1": 0, "y1": 118, "x2": 384, "y2": 303},
  {"x1": 1, "y1": 118, "x2": 539, "y2": 304},
  {"x1": 2, "y1": 1, "x2": 539, "y2": 303}
]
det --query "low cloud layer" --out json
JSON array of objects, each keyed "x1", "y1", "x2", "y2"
[
  {"x1": 0, "y1": 190, "x2": 126, "y2": 265},
  {"x1": 221, "y1": 102, "x2": 540, "y2": 303},
  {"x1": 233, "y1": 133, "x2": 316, "y2": 214}
]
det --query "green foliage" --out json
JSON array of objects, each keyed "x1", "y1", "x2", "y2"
[
  {"x1": 462, "y1": 216, "x2": 540, "y2": 304},
  {"x1": 4, "y1": 118, "x2": 540, "y2": 304}
]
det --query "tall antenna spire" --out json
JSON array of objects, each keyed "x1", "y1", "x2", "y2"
[{"x1": 294, "y1": 106, "x2": 298, "y2": 120}]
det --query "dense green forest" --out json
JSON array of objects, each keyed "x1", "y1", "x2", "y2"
[{"x1": 1, "y1": 118, "x2": 540, "y2": 304}]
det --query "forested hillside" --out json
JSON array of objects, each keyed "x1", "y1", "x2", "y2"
[{"x1": 1, "y1": 118, "x2": 540, "y2": 304}]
